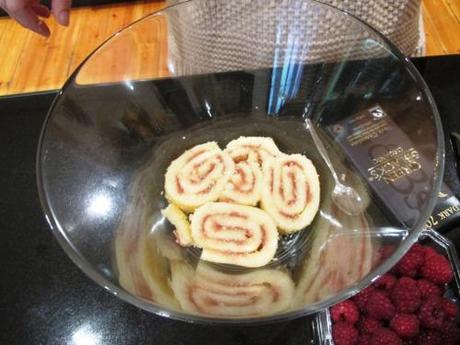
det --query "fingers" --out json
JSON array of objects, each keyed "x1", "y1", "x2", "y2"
[
  {"x1": 31, "y1": 4, "x2": 51, "y2": 18},
  {"x1": 51, "y1": 0, "x2": 71, "y2": 26},
  {"x1": 1, "y1": 0, "x2": 70, "y2": 35},
  {"x1": 12, "y1": 6, "x2": 50, "y2": 36}
]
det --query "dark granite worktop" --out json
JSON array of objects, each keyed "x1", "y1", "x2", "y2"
[{"x1": 1, "y1": 55, "x2": 460, "y2": 345}]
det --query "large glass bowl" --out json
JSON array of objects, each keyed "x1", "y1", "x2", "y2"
[{"x1": 37, "y1": 0, "x2": 444, "y2": 323}]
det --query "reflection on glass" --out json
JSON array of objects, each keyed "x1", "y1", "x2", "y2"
[
  {"x1": 170, "y1": 262, "x2": 294, "y2": 317},
  {"x1": 124, "y1": 80, "x2": 134, "y2": 91},
  {"x1": 86, "y1": 193, "x2": 113, "y2": 217},
  {"x1": 71, "y1": 325, "x2": 101, "y2": 345}
]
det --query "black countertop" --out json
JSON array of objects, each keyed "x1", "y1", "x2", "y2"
[{"x1": 1, "y1": 55, "x2": 460, "y2": 345}]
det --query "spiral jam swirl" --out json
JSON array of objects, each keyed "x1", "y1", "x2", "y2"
[
  {"x1": 171, "y1": 262, "x2": 294, "y2": 317},
  {"x1": 225, "y1": 136, "x2": 281, "y2": 166},
  {"x1": 165, "y1": 142, "x2": 235, "y2": 212},
  {"x1": 219, "y1": 161, "x2": 262, "y2": 206},
  {"x1": 261, "y1": 154, "x2": 320, "y2": 233},
  {"x1": 190, "y1": 202, "x2": 278, "y2": 267}
]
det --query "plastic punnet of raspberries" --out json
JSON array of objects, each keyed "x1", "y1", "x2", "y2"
[
  {"x1": 394, "y1": 246, "x2": 424, "y2": 277},
  {"x1": 331, "y1": 300, "x2": 360, "y2": 324},
  {"x1": 440, "y1": 319, "x2": 460, "y2": 345},
  {"x1": 332, "y1": 321, "x2": 359, "y2": 345},
  {"x1": 374, "y1": 274, "x2": 397, "y2": 292},
  {"x1": 417, "y1": 279, "x2": 442, "y2": 299},
  {"x1": 331, "y1": 243, "x2": 459, "y2": 345},
  {"x1": 418, "y1": 296, "x2": 447, "y2": 330},
  {"x1": 420, "y1": 253, "x2": 453, "y2": 285},
  {"x1": 366, "y1": 290, "x2": 395, "y2": 321},
  {"x1": 414, "y1": 330, "x2": 443, "y2": 345},
  {"x1": 358, "y1": 316, "x2": 382, "y2": 334},
  {"x1": 441, "y1": 298, "x2": 458, "y2": 318},
  {"x1": 353, "y1": 285, "x2": 376, "y2": 312},
  {"x1": 369, "y1": 328, "x2": 402, "y2": 345},
  {"x1": 391, "y1": 277, "x2": 421, "y2": 313},
  {"x1": 390, "y1": 314, "x2": 419, "y2": 339}
]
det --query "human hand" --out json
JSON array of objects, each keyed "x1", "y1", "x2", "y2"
[{"x1": 0, "y1": 0, "x2": 71, "y2": 36}]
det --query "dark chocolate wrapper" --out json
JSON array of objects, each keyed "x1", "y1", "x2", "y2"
[
  {"x1": 427, "y1": 184, "x2": 460, "y2": 233},
  {"x1": 327, "y1": 104, "x2": 460, "y2": 232}
]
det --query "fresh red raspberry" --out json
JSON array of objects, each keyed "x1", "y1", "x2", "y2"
[
  {"x1": 391, "y1": 277, "x2": 422, "y2": 313},
  {"x1": 421, "y1": 254, "x2": 453, "y2": 285},
  {"x1": 358, "y1": 316, "x2": 382, "y2": 334},
  {"x1": 441, "y1": 298, "x2": 458, "y2": 318},
  {"x1": 332, "y1": 321, "x2": 359, "y2": 345},
  {"x1": 418, "y1": 296, "x2": 447, "y2": 330},
  {"x1": 440, "y1": 319, "x2": 460, "y2": 345},
  {"x1": 374, "y1": 274, "x2": 397, "y2": 292},
  {"x1": 394, "y1": 247, "x2": 425, "y2": 277},
  {"x1": 353, "y1": 286, "x2": 377, "y2": 312},
  {"x1": 422, "y1": 246, "x2": 439, "y2": 259},
  {"x1": 410, "y1": 243, "x2": 425, "y2": 253},
  {"x1": 390, "y1": 314, "x2": 420, "y2": 338},
  {"x1": 416, "y1": 279, "x2": 442, "y2": 299},
  {"x1": 358, "y1": 334, "x2": 372, "y2": 345},
  {"x1": 370, "y1": 328, "x2": 402, "y2": 345},
  {"x1": 366, "y1": 290, "x2": 396, "y2": 321},
  {"x1": 414, "y1": 330, "x2": 442, "y2": 345},
  {"x1": 331, "y1": 300, "x2": 360, "y2": 324}
]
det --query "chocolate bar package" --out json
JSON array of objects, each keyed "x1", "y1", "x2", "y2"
[{"x1": 327, "y1": 104, "x2": 460, "y2": 232}]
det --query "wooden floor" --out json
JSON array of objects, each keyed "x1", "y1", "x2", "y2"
[{"x1": 0, "y1": 0, "x2": 459, "y2": 96}]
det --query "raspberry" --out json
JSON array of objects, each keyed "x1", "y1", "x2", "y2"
[
  {"x1": 418, "y1": 296, "x2": 447, "y2": 330},
  {"x1": 374, "y1": 274, "x2": 397, "y2": 291},
  {"x1": 421, "y1": 254, "x2": 453, "y2": 285},
  {"x1": 390, "y1": 314, "x2": 420, "y2": 338},
  {"x1": 441, "y1": 298, "x2": 458, "y2": 318},
  {"x1": 366, "y1": 290, "x2": 396, "y2": 320},
  {"x1": 416, "y1": 279, "x2": 442, "y2": 299},
  {"x1": 422, "y1": 246, "x2": 439, "y2": 259},
  {"x1": 395, "y1": 247, "x2": 425, "y2": 277},
  {"x1": 440, "y1": 319, "x2": 460, "y2": 345},
  {"x1": 331, "y1": 300, "x2": 360, "y2": 324},
  {"x1": 353, "y1": 286, "x2": 376, "y2": 311},
  {"x1": 370, "y1": 328, "x2": 402, "y2": 345},
  {"x1": 410, "y1": 243, "x2": 424, "y2": 252},
  {"x1": 332, "y1": 321, "x2": 359, "y2": 345},
  {"x1": 391, "y1": 277, "x2": 422, "y2": 313},
  {"x1": 358, "y1": 316, "x2": 382, "y2": 334},
  {"x1": 358, "y1": 334, "x2": 372, "y2": 345},
  {"x1": 414, "y1": 330, "x2": 442, "y2": 345}
]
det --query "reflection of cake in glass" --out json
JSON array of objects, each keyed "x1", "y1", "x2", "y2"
[
  {"x1": 294, "y1": 203, "x2": 374, "y2": 304},
  {"x1": 170, "y1": 262, "x2": 295, "y2": 317}
]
